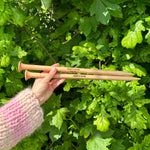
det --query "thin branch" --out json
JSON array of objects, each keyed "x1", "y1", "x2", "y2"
[
  {"x1": 25, "y1": 11, "x2": 39, "y2": 23},
  {"x1": 99, "y1": 60, "x2": 101, "y2": 70},
  {"x1": 62, "y1": 31, "x2": 79, "y2": 44},
  {"x1": 69, "y1": 118, "x2": 87, "y2": 142},
  {"x1": 49, "y1": 142, "x2": 54, "y2": 149},
  {"x1": 24, "y1": 26, "x2": 56, "y2": 64}
]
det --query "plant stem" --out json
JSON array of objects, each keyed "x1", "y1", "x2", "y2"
[{"x1": 69, "y1": 118, "x2": 87, "y2": 142}]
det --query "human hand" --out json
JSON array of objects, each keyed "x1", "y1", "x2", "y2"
[{"x1": 32, "y1": 63, "x2": 65, "y2": 105}]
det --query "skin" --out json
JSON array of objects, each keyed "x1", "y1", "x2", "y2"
[{"x1": 32, "y1": 63, "x2": 65, "y2": 105}]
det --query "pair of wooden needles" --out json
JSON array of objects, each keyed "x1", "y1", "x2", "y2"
[{"x1": 18, "y1": 61, "x2": 140, "y2": 81}]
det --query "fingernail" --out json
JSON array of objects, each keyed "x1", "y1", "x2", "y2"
[{"x1": 51, "y1": 67, "x2": 56, "y2": 72}]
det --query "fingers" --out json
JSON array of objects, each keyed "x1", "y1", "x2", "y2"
[
  {"x1": 49, "y1": 78, "x2": 65, "y2": 89},
  {"x1": 42, "y1": 63, "x2": 60, "y2": 74},
  {"x1": 52, "y1": 63, "x2": 59, "y2": 67},
  {"x1": 41, "y1": 63, "x2": 60, "y2": 82},
  {"x1": 43, "y1": 67, "x2": 57, "y2": 82},
  {"x1": 55, "y1": 79, "x2": 65, "y2": 88}
]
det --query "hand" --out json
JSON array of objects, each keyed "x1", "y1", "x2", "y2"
[{"x1": 32, "y1": 63, "x2": 65, "y2": 105}]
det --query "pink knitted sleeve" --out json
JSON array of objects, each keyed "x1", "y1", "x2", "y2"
[{"x1": 0, "y1": 88, "x2": 44, "y2": 150}]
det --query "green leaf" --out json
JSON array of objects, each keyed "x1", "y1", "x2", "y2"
[
  {"x1": 141, "y1": 134, "x2": 150, "y2": 149},
  {"x1": 145, "y1": 16, "x2": 150, "y2": 26},
  {"x1": 145, "y1": 29, "x2": 150, "y2": 44},
  {"x1": 87, "y1": 132, "x2": 111, "y2": 150},
  {"x1": 93, "y1": 114, "x2": 110, "y2": 132},
  {"x1": 5, "y1": 72, "x2": 24, "y2": 96},
  {"x1": 134, "y1": 99, "x2": 150, "y2": 107},
  {"x1": 79, "y1": 17, "x2": 92, "y2": 36},
  {"x1": 78, "y1": 93, "x2": 92, "y2": 111},
  {"x1": 49, "y1": 123, "x2": 67, "y2": 142},
  {"x1": 102, "y1": 0, "x2": 123, "y2": 18},
  {"x1": 51, "y1": 108, "x2": 69, "y2": 130},
  {"x1": 121, "y1": 20, "x2": 145, "y2": 48},
  {"x1": 79, "y1": 16, "x2": 98, "y2": 36},
  {"x1": 66, "y1": 32, "x2": 72, "y2": 41},
  {"x1": 11, "y1": 8, "x2": 25, "y2": 27},
  {"x1": 127, "y1": 143, "x2": 141, "y2": 150},
  {"x1": 87, "y1": 98, "x2": 100, "y2": 115},
  {"x1": 54, "y1": 141, "x2": 72, "y2": 150},
  {"x1": 80, "y1": 123, "x2": 94, "y2": 138},
  {"x1": 90, "y1": 0, "x2": 110, "y2": 24},
  {"x1": 0, "y1": 1, "x2": 4, "y2": 12},
  {"x1": 63, "y1": 81, "x2": 72, "y2": 92},
  {"x1": 1, "y1": 55, "x2": 10, "y2": 67},
  {"x1": 111, "y1": 140, "x2": 125, "y2": 150},
  {"x1": 16, "y1": 46, "x2": 27, "y2": 58},
  {"x1": 122, "y1": 62, "x2": 146, "y2": 77},
  {"x1": 106, "y1": 0, "x2": 127, "y2": 3},
  {"x1": 69, "y1": 98, "x2": 79, "y2": 116},
  {"x1": 41, "y1": 0, "x2": 52, "y2": 9},
  {"x1": 124, "y1": 105, "x2": 147, "y2": 129},
  {"x1": 0, "y1": 12, "x2": 8, "y2": 26}
]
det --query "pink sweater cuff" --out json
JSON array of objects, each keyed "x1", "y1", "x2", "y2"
[{"x1": 0, "y1": 88, "x2": 44, "y2": 150}]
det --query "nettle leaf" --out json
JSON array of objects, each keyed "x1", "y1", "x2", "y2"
[
  {"x1": 94, "y1": 114, "x2": 110, "y2": 132},
  {"x1": 121, "y1": 20, "x2": 145, "y2": 48},
  {"x1": 51, "y1": 108, "x2": 69, "y2": 130},
  {"x1": 41, "y1": 0, "x2": 52, "y2": 10},
  {"x1": 90, "y1": 0, "x2": 110, "y2": 24},
  {"x1": 87, "y1": 132, "x2": 112, "y2": 150}
]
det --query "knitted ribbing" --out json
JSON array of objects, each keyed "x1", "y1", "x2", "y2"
[{"x1": 0, "y1": 88, "x2": 44, "y2": 150}]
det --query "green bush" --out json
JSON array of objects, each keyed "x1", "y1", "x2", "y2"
[{"x1": 0, "y1": 0, "x2": 150, "y2": 149}]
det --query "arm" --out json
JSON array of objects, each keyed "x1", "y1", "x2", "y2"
[
  {"x1": 0, "y1": 88, "x2": 44, "y2": 150},
  {"x1": 0, "y1": 63, "x2": 65, "y2": 150}
]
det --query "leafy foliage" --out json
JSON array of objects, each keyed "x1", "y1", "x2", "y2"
[
  {"x1": 0, "y1": 0, "x2": 150, "y2": 150},
  {"x1": 121, "y1": 20, "x2": 145, "y2": 48}
]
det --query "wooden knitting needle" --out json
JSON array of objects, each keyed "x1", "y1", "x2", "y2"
[
  {"x1": 18, "y1": 61, "x2": 134, "y2": 76},
  {"x1": 25, "y1": 70, "x2": 140, "y2": 81}
]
